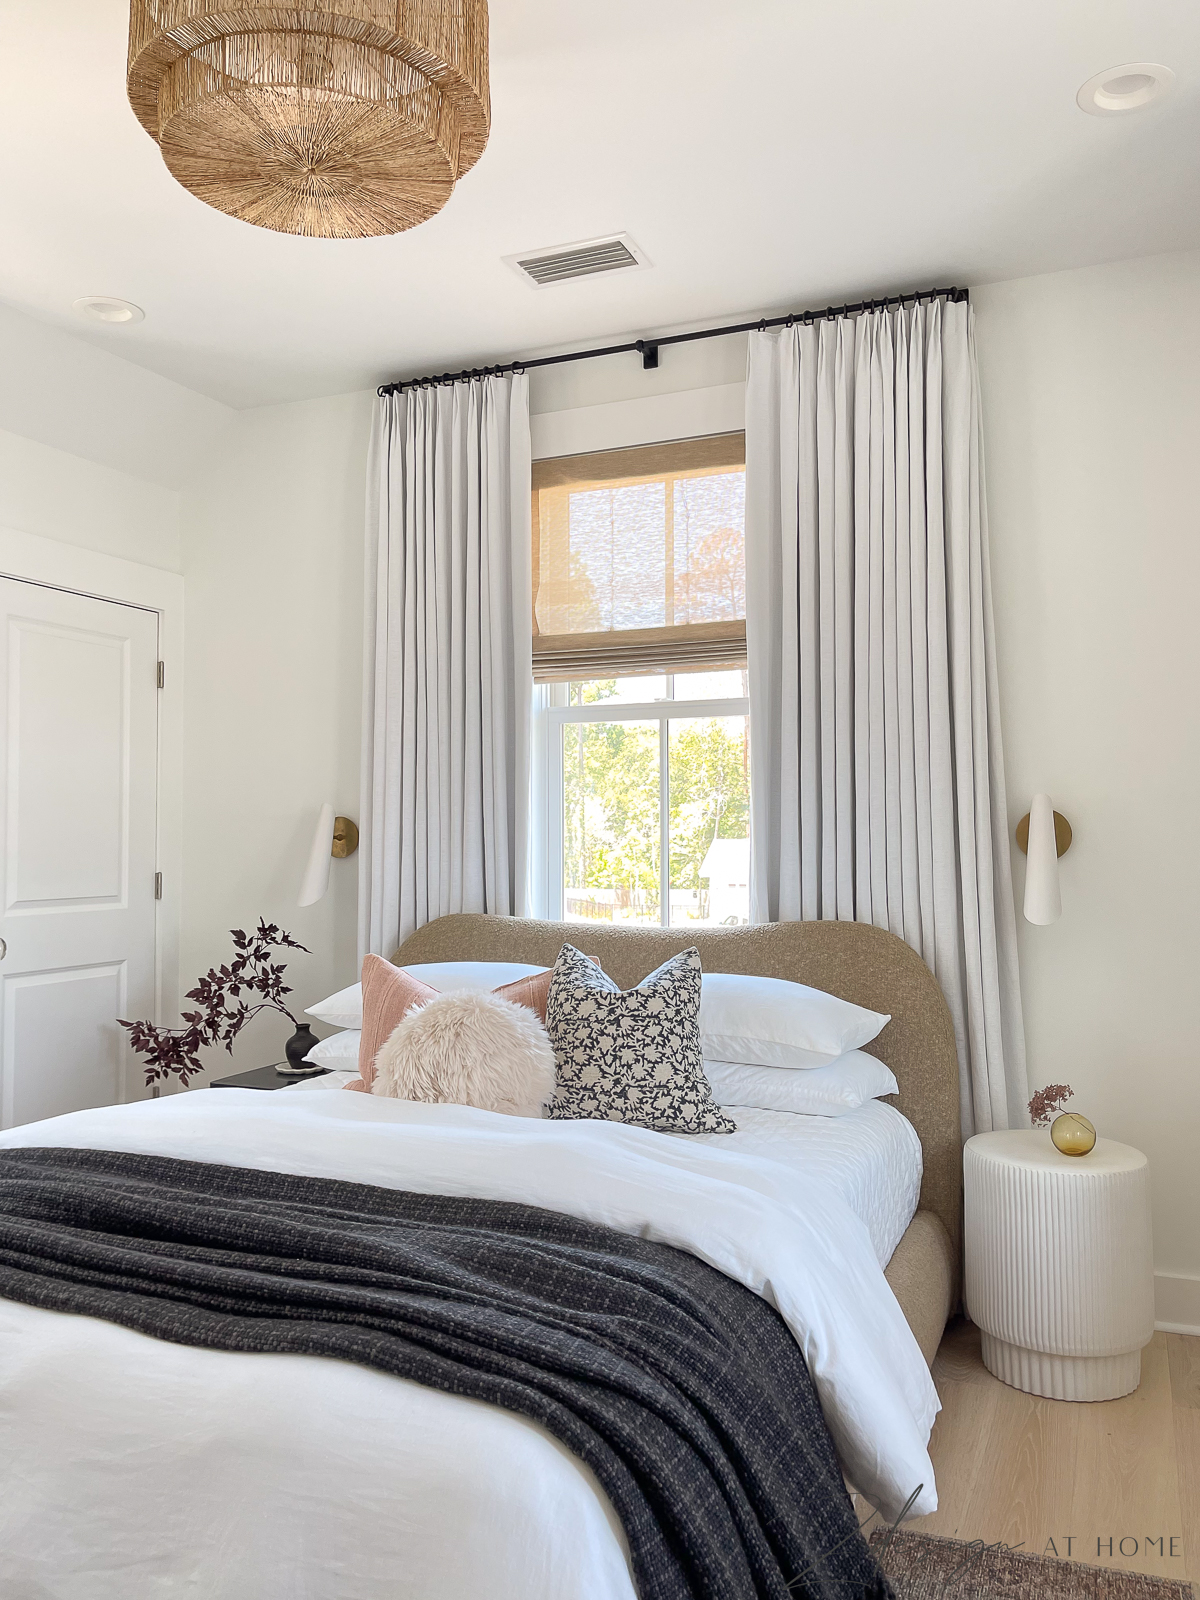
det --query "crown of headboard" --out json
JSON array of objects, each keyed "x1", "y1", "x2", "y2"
[{"x1": 392, "y1": 914, "x2": 962, "y2": 1262}]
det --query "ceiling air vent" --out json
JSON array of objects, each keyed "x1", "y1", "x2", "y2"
[{"x1": 504, "y1": 233, "x2": 650, "y2": 289}]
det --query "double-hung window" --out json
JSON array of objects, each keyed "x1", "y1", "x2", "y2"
[{"x1": 531, "y1": 434, "x2": 750, "y2": 929}]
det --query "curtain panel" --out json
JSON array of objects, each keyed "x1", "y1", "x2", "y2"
[
  {"x1": 360, "y1": 374, "x2": 532, "y2": 958},
  {"x1": 745, "y1": 301, "x2": 1027, "y2": 1136}
]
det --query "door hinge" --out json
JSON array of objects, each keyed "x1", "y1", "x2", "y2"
[
  {"x1": 157, "y1": 661, "x2": 165, "y2": 689},
  {"x1": 154, "y1": 872, "x2": 163, "y2": 900}
]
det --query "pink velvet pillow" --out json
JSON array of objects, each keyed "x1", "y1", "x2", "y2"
[
  {"x1": 357, "y1": 956, "x2": 439, "y2": 1090},
  {"x1": 352, "y1": 955, "x2": 555, "y2": 1091}
]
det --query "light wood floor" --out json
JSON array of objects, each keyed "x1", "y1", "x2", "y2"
[{"x1": 900, "y1": 1318, "x2": 1200, "y2": 1585}]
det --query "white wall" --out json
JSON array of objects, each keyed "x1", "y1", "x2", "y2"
[
  {"x1": 973, "y1": 248, "x2": 1200, "y2": 1329},
  {"x1": 0, "y1": 425, "x2": 183, "y2": 571},
  {"x1": 179, "y1": 389, "x2": 372, "y2": 1077},
  {"x1": 0, "y1": 298, "x2": 235, "y2": 571}
]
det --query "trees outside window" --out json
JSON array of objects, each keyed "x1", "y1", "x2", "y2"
[{"x1": 552, "y1": 671, "x2": 750, "y2": 929}]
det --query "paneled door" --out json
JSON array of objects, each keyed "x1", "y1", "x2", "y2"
[{"x1": 0, "y1": 578, "x2": 159, "y2": 1128}]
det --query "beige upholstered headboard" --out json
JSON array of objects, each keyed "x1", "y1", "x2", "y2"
[{"x1": 392, "y1": 915, "x2": 962, "y2": 1264}]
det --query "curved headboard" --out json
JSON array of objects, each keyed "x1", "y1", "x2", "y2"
[{"x1": 393, "y1": 915, "x2": 962, "y2": 1264}]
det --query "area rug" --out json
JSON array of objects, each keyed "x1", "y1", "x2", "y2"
[{"x1": 870, "y1": 1530, "x2": 1195, "y2": 1599}]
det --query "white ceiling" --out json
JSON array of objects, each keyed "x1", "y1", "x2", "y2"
[{"x1": 2, "y1": 0, "x2": 1198, "y2": 409}]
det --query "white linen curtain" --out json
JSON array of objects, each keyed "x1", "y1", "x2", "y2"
[
  {"x1": 360, "y1": 374, "x2": 532, "y2": 957},
  {"x1": 745, "y1": 299, "x2": 1027, "y2": 1135}
]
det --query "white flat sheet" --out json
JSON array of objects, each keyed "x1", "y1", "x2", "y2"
[{"x1": 0, "y1": 1092, "x2": 939, "y2": 1600}]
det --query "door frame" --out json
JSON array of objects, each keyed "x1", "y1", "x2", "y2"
[{"x1": 0, "y1": 525, "x2": 183, "y2": 1082}]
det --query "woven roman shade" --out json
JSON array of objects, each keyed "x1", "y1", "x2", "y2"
[{"x1": 532, "y1": 434, "x2": 746, "y2": 682}]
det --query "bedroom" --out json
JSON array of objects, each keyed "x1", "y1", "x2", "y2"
[{"x1": 0, "y1": 2, "x2": 1197, "y2": 1596}]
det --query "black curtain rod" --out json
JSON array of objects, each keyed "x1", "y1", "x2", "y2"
[{"x1": 378, "y1": 284, "x2": 969, "y2": 397}]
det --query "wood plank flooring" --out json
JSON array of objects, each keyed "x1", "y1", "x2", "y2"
[{"x1": 901, "y1": 1319, "x2": 1199, "y2": 1586}]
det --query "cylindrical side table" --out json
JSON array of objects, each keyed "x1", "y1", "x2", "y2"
[{"x1": 964, "y1": 1130, "x2": 1154, "y2": 1401}]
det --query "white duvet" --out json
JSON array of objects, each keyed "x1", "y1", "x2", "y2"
[{"x1": 0, "y1": 1090, "x2": 939, "y2": 1599}]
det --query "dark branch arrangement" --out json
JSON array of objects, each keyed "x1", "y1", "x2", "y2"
[
  {"x1": 120, "y1": 920, "x2": 309, "y2": 1089},
  {"x1": 1028, "y1": 1083, "x2": 1075, "y2": 1127}
]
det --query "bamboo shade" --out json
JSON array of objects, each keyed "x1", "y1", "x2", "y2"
[
  {"x1": 127, "y1": 2, "x2": 490, "y2": 238},
  {"x1": 532, "y1": 433, "x2": 747, "y2": 682}
]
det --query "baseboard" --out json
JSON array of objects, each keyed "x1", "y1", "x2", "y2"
[{"x1": 1154, "y1": 1271, "x2": 1200, "y2": 1336}]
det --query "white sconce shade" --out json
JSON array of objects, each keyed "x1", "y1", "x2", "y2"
[
  {"x1": 1023, "y1": 793, "x2": 1062, "y2": 926},
  {"x1": 298, "y1": 803, "x2": 335, "y2": 907}
]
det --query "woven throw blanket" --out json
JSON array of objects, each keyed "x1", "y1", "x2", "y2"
[{"x1": 0, "y1": 1146, "x2": 893, "y2": 1600}]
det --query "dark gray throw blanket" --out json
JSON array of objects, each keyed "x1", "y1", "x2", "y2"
[{"x1": 0, "y1": 1147, "x2": 894, "y2": 1600}]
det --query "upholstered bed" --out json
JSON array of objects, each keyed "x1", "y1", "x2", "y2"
[{"x1": 394, "y1": 913, "x2": 962, "y2": 1366}]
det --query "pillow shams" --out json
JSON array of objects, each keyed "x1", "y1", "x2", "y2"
[
  {"x1": 306, "y1": 962, "x2": 549, "y2": 1029},
  {"x1": 699, "y1": 972, "x2": 890, "y2": 1069},
  {"x1": 704, "y1": 1052, "x2": 898, "y2": 1116},
  {"x1": 303, "y1": 1030, "x2": 362, "y2": 1067}
]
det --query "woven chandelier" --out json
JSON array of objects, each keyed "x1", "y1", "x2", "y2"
[{"x1": 127, "y1": 3, "x2": 490, "y2": 239}]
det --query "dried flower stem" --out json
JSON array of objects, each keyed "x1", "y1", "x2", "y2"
[{"x1": 1028, "y1": 1083, "x2": 1074, "y2": 1128}]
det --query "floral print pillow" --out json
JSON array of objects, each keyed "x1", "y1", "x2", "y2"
[{"x1": 545, "y1": 943, "x2": 735, "y2": 1135}]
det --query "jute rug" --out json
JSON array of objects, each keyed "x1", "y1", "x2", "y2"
[{"x1": 869, "y1": 1530, "x2": 1195, "y2": 1599}]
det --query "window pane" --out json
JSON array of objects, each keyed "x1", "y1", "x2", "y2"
[
  {"x1": 539, "y1": 482, "x2": 667, "y2": 635},
  {"x1": 567, "y1": 675, "x2": 667, "y2": 706},
  {"x1": 673, "y1": 473, "x2": 745, "y2": 625},
  {"x1": 671, "y1": 667, "x2": 748, "y2": 702},
  {"x1": 533, "y1": 440, "x2": 746, "y2": 655},
  {"x1": 667, "y1": 715, "x2": 750, "y2": 928},
  {"x1": 562, "y1": 720, "x2": 661, "y2": 926}
]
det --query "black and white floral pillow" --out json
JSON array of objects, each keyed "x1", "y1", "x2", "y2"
[{"x1": 544, "y1": 944, "x2": 735, "y2": 1135}]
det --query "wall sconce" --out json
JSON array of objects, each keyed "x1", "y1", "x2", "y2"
[
  {"x1": 298, "y1": 803, "x2": 360, "y2": 907},
  {"x1": 1016, "y1": 794, "x2": 1072, "y2": 925}
]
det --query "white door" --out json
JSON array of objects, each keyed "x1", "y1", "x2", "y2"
[{"x1": 0, "y1": 578, "x2": 159, "y2": 1128}]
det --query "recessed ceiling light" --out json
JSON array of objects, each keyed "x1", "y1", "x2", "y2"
[
  {"x1": 1076, "y1": 62, "x2": 1174, "y2": 117},
  {"x1": 73, "y1": 295, "x2": 145, "y2": 326}
]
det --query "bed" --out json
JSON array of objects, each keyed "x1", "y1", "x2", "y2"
[
  {"x1": 0, "y1": 914, "x2": 961, "y2": 1600},
  {"x1": 393, "y1": 914, "x2": 962, "y2": 1364}
]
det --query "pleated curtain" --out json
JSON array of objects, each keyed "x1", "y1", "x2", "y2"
[
  {"x1": 745, "y1": 300, "x2": 1027, "y2": 1135},
  {"x1": 360, "y1": 374, "x2": 532, "y2": 958}
]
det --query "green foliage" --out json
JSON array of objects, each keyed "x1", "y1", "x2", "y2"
[
  {"x1": 563, "y1": 716, "x2": 660, "y2": 919},
  {"x1": 562, "y1": 682, "x2": 749, "y2": 925},
  {"x1": 668, "y1": 717, "x2": 749, "y2": 891}
]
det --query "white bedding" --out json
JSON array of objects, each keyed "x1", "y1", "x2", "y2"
[
  {"x1": 691, "y1": 1099, "x2": 924, "y2": 1267},
  {"x1": 297, "y1": 1071, "x2": 923, "y2": 1266},
  {"x1": 0, "y1": 1091, "x2": 939, "y2": 1599}
]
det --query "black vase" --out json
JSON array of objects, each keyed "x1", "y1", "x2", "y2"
[{"x1": 283, "y1": 1023, "x2": 321, "y2": 1073}]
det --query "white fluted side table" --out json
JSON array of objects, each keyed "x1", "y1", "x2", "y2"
[{"x1": 964, "y1": 1130, "x2": 1154, "y2": 1401}]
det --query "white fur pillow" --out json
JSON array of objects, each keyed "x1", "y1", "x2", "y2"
[{"x1": 371, "y1": 990, "x2": 555, "y2": 1118}]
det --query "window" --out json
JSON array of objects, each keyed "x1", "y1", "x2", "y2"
[
  {"x1": 532, "y1": 433, "x2": 746, "y2": 680},
  {"x1": 532, "y1": 435, "x2": 750, "y2": 929}
]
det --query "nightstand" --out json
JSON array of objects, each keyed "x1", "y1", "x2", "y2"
[
  {"x1": 964, "y1": 1129, "x2": 1155, "y2": 1401},
  {"x1": 210, "y1": 1064, "x2": 331, "y2": 1090}
]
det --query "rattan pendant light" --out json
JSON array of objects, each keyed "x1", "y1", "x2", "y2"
[{"x1": 127, "y1": 3, "x2": 490, "y2": 239}]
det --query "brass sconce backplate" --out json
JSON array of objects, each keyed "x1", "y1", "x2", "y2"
[
  {"x1": 1015, "y1": 811, "x2": 1072, "y2": 858},
  {"x1": 332, "y1": 817, "x2": 360, "y2": 858}
]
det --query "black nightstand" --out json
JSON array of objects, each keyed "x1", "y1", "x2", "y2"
[{"x1": 209, "y1": 1064, "x2": 331, "y2": 1090}]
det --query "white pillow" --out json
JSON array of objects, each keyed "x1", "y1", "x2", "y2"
[
  {"x1": 305, "y1": 963, "x2": 548, "y2": 1029},
  {"x1": 698, "y1": 972, "x2": 890, "y2": 1069},
  {"x1": 704, "y1": 1052, "x2": 898, "y2": 1116},
  {"x1": 303, "y1": 1029, "x2": 362, "y2": 1067},
  {"x1": 305, "y1": 984, "x2": 364, "y2": 1030}
]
